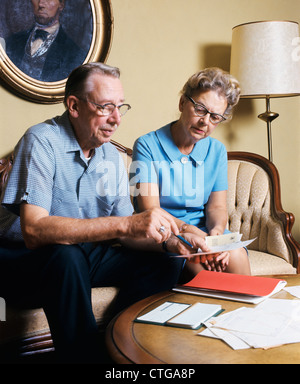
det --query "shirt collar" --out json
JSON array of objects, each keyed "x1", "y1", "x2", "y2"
[
  {"x1": 155, "y1": 122, "x2": 211, "y2": 163},
  {"x1": 58, "y1": 111, "x2": 104, "y2": 169},
  {"x1": 58, "y1": 111, "x2": 81, "y2": 153}
]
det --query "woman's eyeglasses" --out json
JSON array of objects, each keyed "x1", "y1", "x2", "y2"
[{"x1": 186, "y1": 95, "x2": 226, "y2": 124}]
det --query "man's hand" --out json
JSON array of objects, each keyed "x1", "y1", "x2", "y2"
[
  {"x1": 164, "y1": 232, "x2": 210, "y2": 255},
  {"x1": 126, "y1": 207, "x2": 179, "y2": 243}
]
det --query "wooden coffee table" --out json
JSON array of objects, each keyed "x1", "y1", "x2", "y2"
[{"x1": 105, "y1": 275, "x2": 300, "y2": 364}]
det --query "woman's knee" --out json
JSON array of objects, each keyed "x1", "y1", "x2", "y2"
[{"x1": 228, "y1": 247, "x2": 251, "y2": 275}]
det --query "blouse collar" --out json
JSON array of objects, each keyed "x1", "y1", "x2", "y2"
[{"x1": 155, "y1": 122, "x2": 210, "y2": 164}]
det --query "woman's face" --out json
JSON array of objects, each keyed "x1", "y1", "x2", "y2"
[{"x1": 178, "y1": 89, "x2": 228, "y2": 143}]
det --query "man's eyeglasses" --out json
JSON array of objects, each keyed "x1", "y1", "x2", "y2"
[
  {"x1": 186, "y1": 95, "x2": 226, "y2": 124},
  {"x1": 82, "y1": 99, "x2": 131, "y2": 116}
]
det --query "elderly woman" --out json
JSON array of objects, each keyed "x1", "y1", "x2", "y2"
[{"x1": 131, "y1": 67, "x2": 251, "y2": 279}]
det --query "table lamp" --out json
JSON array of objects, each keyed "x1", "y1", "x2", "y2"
[{"x1": 230, "y1": 21, "x2": 300, "y2": 162}]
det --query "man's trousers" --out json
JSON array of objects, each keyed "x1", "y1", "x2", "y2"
[{"x1": 0, "y1": 241, "x2": 184, "y2": 362}]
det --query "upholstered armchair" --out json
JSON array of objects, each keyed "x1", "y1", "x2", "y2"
[{"x1": 227, "y1": 151, "x2": 299, "y2": 275}]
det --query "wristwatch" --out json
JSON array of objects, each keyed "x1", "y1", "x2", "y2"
[{"x1": 162, "y1": 240, "x2": 169, "y2": 252}]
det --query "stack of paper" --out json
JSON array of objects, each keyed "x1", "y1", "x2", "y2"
[{"x1": 199, "y1": 298, "x2": 300, "y2": 350}]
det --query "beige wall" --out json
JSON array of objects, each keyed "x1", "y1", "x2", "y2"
[{"x1": 1, "y1": 0, "x2": 300, "y2": 240}]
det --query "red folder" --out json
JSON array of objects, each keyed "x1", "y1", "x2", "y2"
[
  {"x1": 173, "y1": 271, "x2": 287, "y2": 303},
  {"x1": 182, "y1": 270, "x2": 285, "y2": 296}
]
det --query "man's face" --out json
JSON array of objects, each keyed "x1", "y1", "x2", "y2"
[
  {"x1": 31, "y1": 0, "x2": 64, "y2": 26},
  {"x1": 73, "y1": 74, "x2": 125, "y2": 151}
]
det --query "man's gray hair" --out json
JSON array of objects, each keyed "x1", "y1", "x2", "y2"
[{"x1": 64, "y1": 62, "x2": 120, "y2": 107}]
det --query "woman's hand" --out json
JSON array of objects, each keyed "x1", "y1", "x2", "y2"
[
  {"x1": 186, "y1": 250, "x2": 230, "y2": 272},
  {"x1": 170, "y1": 231, "x2": 231, "y2": 272},
  {"x1": 201, "y1": 251, "x2": 230, "y2": 272}
]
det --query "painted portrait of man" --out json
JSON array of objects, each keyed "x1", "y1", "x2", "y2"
[{"x1": 2, "y1": 0, "x2": 93, "y2": 82}]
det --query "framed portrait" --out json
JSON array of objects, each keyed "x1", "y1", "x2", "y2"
[{"x1": 0, "y1": 0, "x2": 113, "y2": 103}]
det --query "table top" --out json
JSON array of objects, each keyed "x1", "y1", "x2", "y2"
[{"x1": 105, "y1": 274, "x2": 300, "y2": 364}]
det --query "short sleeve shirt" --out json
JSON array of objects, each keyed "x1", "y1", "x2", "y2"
[
  {"x1": 0, "y1": 111, "x2": 133, "y2": 241},
  {"x1": 130, "y1": 123, "x2": 228, "y2": 227}
]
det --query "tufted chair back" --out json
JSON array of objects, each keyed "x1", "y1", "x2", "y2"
[{"x1": 227, "y1": 152, "x2": 299, "y2": 272}]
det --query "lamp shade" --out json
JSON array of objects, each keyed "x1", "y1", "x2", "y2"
[{"x1": 230, "y1": 21, "x2": 300, "y2": 98}]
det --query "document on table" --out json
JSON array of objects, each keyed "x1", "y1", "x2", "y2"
[
  {"x1": 284, "y1": 285, "x2": 300, "y2": 299},
  {"x1": 198, "y1": 298, "x2": 300, "y2": 350}
]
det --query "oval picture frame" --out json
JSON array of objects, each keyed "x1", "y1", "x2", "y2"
[{"x1": 0, "y1": 0, "x2": 113, "y2": 104}]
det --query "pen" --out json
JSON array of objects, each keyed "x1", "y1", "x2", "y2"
[
  {"x1": 172, "y1": 233, "x2": 193, "y2": 248},
  {"x1": 172, "y1": 233, "x2": 203, "y2": 253}
]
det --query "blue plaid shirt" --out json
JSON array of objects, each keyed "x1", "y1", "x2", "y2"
[{"x1": 0, "y1": 111, "x2": 133, "y2": 241}]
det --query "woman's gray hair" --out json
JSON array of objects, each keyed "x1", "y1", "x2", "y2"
[
  {"x1": 64, "y1": 62, "x2": 120, "y2": 107},
  {"x1": 181, "y1": 67, "x2": 241, "y2": 120}
]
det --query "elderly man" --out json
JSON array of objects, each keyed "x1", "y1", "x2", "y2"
[
  {"x1": 5, "y1": 0, "x2": 86, "y2": 81},
  {"x1": 0, "y1": 63, "x2": 207, "y2": 363}
]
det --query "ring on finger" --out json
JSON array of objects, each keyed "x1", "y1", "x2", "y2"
[{"x1": 158, "y1": 225, "x2": 165, "y2": 233}]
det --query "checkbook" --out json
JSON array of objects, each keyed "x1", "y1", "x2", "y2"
[{"x1": 135, "y1": 301, "x2": 223, "y2": 329}]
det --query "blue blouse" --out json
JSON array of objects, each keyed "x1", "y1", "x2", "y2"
[{"x1": 130, "y1": 122, "x2": 228, "y2": 227}]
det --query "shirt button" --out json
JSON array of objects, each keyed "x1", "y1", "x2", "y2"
[{"x1": 181, "y1": 156, "x2": 189, "y2": 164}]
